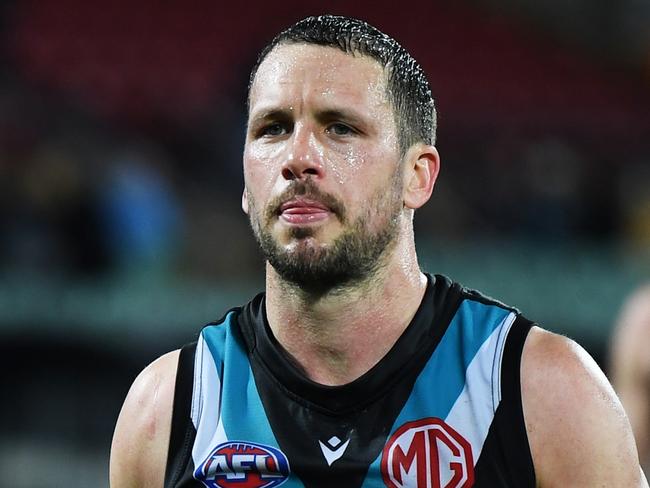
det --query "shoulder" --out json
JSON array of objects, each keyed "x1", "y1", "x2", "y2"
[
  {"x1": 521, "y1": 326, "x2": 646, "y2": 487},
  {"x1": 110, "y1": 350, "x2": 180, "y2": 488}
]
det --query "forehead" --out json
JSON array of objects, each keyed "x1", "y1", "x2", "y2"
[{"x1": 249, "y1": 43, "x2": 389, "y2": 113}]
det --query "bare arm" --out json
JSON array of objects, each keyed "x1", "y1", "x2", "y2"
[
  {"x1": 110, "y1": 350, "x2": 180, "y2": 488},
  {"x1": 522, "y1": 327, "x2": 647, "y2": 487}
]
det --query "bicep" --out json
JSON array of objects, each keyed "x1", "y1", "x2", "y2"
[
  {"x1": 110, "y1": 350, "x2": 180, "y2": 488},
  {"x1": 522, "y1": 328, "x2": 646, "y2": 487}
]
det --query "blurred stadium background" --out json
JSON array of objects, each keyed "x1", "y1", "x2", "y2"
[{"x1": 0, "y1": 1, "x2": 648, "y2": 486}]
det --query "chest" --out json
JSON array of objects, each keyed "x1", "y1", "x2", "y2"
[{"x1": 187, "y1": 304, "x2": 522, "y2": 488}]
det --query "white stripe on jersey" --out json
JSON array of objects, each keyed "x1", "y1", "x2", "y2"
[
  {"x1": 191, "y1": 333, "x2": 229, "y2": 468},
  {"x1": 445, "y1": 311, "x2": 517, "y2": 464}
]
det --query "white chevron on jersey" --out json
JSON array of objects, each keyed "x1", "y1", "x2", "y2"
[
  {"x1": 191, "y1": 333, "x2": 229, "y2": 468},
  {"x1": 444, "y1": 311, "x2": 517, "y2": 464}
]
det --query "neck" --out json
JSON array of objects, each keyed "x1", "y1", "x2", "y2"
[{"x1": 265, "y1": 229, "x2": 427, "y2": 386}]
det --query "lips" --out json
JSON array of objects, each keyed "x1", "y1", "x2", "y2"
[{"x1": 279, "y1": 198, "x2": 331, "y2": 224}]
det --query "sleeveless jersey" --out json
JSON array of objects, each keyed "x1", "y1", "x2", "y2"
[{"x1": 164, "y1": 274, "x2": 536, "y2": 487}]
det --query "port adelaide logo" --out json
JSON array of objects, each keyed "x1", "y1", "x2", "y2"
[
  {"x1": 381, "y1": 418, "x2": 474, "y2": 488},
  {"x1": 194, "y1": 441, "x2": 290, "y2": 488}
]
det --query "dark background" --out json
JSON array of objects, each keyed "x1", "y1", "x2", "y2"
[{"x1": 0, "y1": 1, "x2": 649, "y2": 486}]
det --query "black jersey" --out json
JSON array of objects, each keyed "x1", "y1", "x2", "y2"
[{"x1": 165, "y1": 275, "x2": 536, "y2": 487}]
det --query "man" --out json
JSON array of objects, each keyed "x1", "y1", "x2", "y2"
[
  {"x1": 611, "y1": 284, "x2": 650, "y2": 472},
  {"x1": 110, "y1": 15, "x2": 647, "y2": 487}
]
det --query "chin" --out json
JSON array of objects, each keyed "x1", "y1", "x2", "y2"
[
  {"x1": 287, "y1": 225, "x2": 317, "y2": 240},
  {"x1": 278, "y1": 225, "x2": 339, "y2": 251},
  {"x1": 284, "y1": 236, "x2": 329, "y2": 258}
]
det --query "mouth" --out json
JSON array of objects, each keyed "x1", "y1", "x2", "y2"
[{"x1": 279, "y1": 198, "x2": 332, "y2": 224}]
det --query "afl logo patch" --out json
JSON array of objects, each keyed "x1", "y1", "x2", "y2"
[
  {"x1": 381, "y1": 418, "x2": 474, "y2": 488},
  {"x1": 194, "y1": 441, "x2": 290, "y2": 488}
]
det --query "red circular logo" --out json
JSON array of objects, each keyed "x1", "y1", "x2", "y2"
[{"x1": 381, "y1": 418, "x2": 474, "y2": 488}]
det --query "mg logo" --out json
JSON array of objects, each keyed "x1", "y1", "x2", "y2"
[{"x1": 381, "y1": 418, "x2": 474, "y2": 488}]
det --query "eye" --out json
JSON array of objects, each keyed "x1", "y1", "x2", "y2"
[
  {"x1": 327, "y1": 123, "x2": 355, "y2": 136},
  {"x1": 259, "y1": 122, "x2": 289, "y2": 138}
]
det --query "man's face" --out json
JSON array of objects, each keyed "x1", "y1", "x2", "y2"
[{"x1": 243, "y1": 43, "x2": 404, "y2": 291}]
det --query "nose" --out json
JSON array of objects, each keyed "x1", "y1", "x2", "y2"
[{"x1": 281, "y1": 125, "x2": 324, "y2": 181}]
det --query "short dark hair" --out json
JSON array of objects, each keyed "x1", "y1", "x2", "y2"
[{"x1": 247, "y1": 15, "x2": 437, "y2": 154}]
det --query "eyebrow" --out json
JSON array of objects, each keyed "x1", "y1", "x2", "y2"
[
  {"x1": 247, "y1": 106, "x2": 371, "y2": 131},
  {"x1": 315, "y1": 109, "x2": 366, "y2": 127},
  {"x1": 249, "y1": 108, "x2": 293, "y2": 125}
]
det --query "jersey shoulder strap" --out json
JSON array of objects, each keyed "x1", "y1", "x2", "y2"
[
  {"x1": 474, "y1": 314, "x2": 536, "y2": 486},
  {"x1": 164, "y1": 341, "x2": 198, "y2": 487},
  {"x1": 164, "y1": 307, "x2": 242, "y2": 488}
]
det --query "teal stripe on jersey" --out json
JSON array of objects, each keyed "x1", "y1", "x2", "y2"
[
  {"x1": 201, "y1": 313, "x2": 305, "y2": 487},
  {"x1": 201, "y1": 313, "x2": 232, "y2": 378},
  {"x1": 361, "y1": 299, "x2": 511, "y2": 487}
]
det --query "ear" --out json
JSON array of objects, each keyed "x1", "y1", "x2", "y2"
[
  {"x1": 402, "y1": 144, "x2": 440, "y2": 210},
  {"x1": 242, "y1": 187, "x2": 249, "y2": 214}
]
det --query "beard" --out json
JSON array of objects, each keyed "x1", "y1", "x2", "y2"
[{"x1": 247, "y1": 177, "x2": 403, "y2": 295}]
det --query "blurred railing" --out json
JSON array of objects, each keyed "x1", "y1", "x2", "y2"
[{"x1": 2, "y1": 241, "x2": 647, "y2": 349}]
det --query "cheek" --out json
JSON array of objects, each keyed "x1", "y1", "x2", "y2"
[
  {"x1": 328, "y1": 117, "x2": 399, "y2": 186},
  {"x1": 244, "y1": 142, "x2": 284, "y2": 193},
  {"x1": 325, "y1": 144, "x2": 370, "y2": 186},
  {"x1": 328, "y1": 137, "x2": 398, "y2": 191}
]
